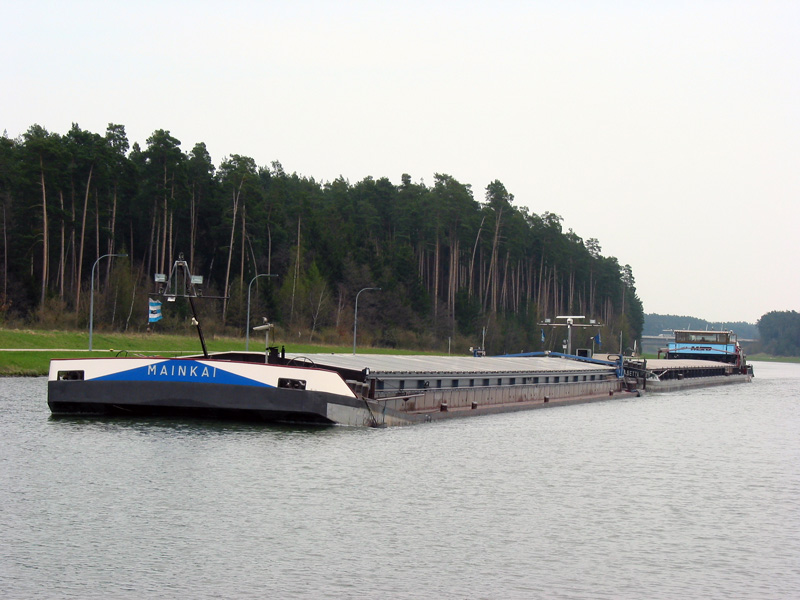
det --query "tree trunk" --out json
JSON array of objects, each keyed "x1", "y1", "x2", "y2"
[
  {"x1": 153, "y1": 218, "x2": 161, "y2": 276},
  {"x1": 448, "y1": 231, "x2": 459, "y2": 317},
  {"x1": 146, "y1": 196, "x2": 156, "y2": 278},
  {"x1": 239, "y1": 204, "x2": 246, "y2": 294},
  {"x1": 417, "y1": 242, "x2": 425, "y2": 282},
  {"x1": 289, "y1": 217, "x2": 300, "y2": 326},
  {"x1": 222, "y1": 181, "x2": 242, "y2": 323},
  {"x1": 168, "y1": 182, "x2": 175, "y2": 269},
  {"x1": 129, "y1": 221, "x2": 134, "y2": 276},
  {"x1": 266, "y1": 221, "x2": 272, "y2": 275},
  {"x1": 482, "y1": 207, "x2": 502, "y2": 313},
  {"x1": 433, "y1": 231, "x2": 439, "y2": 320},
  {"x1": 500, "y1": 251, "x2": 510, "y2": 311},
  {"x1": 160, "y1": 162, "x2": 168, "y2": 275},
  {"x1": 335, "y1": 285, "x2": 345, "y2": 328},
  {"x1": 58, "y1": 190, "x2": 65, "y2": 300},
  {"x1": 95, "y1": 190, "x2": 100, "y2": 271},
  {"x1": 39, "y1": 156, "x2": 48, "y2": 307},
  {"x1": 69, "y1": 192, "x2": 76, "y2": 298},
  {"x1": 568, "y1": 269, "x2": 575, "y2": 314},
  {"x1": 75, "y1": 164, "x2": 93, "y2": 310},
  {"x1": 167, "y1": 209, "x2": 175, "y2": 271},
  {"x1": 106, "y1": 185, "x2": 117, "y2": 281},
  {"x1": 309, "y1": 287, "x2": 326, "y2": 342},
  {"x1": 468, "y1": 216, "x2": 484, "y2": 298},
  {"x1": 189, "y1": 183, "x2": 196, "y2": 272},
  {"x1": 2, "y1": 204, "x2": 7, "y2": 303}
]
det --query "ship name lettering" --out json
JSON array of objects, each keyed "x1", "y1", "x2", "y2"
[{"x1": 145, "y1": 362, "x2": 214, "y2": 378}]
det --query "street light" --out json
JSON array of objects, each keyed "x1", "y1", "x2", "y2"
[
  {"x1": 353, "y1": 287, "x2": 380, "y2": 355},
  {"x1": 89, "y1": 253, "x2": 128, "y2": 350},
  {"x1": 246, "y1": 273, "x2": 277, "y2": 351}
]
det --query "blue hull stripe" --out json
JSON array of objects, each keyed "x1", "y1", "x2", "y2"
[{"x1": 93, "y1": 359, "x2": 271, "y2": 387}]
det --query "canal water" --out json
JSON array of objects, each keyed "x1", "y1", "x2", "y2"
[{"x1": 1, "y1": 362, "x2": 799, "y2": 599}]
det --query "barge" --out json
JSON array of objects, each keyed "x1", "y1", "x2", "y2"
[
  {"x1": 620, "y1": 329, "x2": 753, "y2": 392},
  {"x1": 47, "y1": 340, "x2": 752, "y2": 427},
  {"x1": 47, "y1": 350, "x2": 626, "y2": 427},
  {"x1": 45, "y1": 260, "x2": 752, "y2": 427}
]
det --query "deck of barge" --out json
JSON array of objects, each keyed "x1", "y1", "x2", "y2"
[
  {"x1": 286, "y1": 353, "x2": 618, "y2": 395},
  {"x1": 285, "y1": 353, "x2": 617, "y2": 375},
  {"x1": 199, "y1": 351, "x2": 613, "y2": 378}
]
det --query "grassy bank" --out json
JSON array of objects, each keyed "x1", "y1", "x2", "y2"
[
  {"x1": 3, "y1": 328, "x2": 796, "y2": 377},
  {"x1": 0, "y1": 328, "x2": 437, "y2": 376}
]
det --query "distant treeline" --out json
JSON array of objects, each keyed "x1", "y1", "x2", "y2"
[
  {"x1": 756, "y1": 311, "x2": 800, "y2": 357},
  {"x1": 644, "y1": 314, "x2": 759, "y2": 340},
  {"x1": 0, "y1": 123, "x2": 643, "y2": 353}
]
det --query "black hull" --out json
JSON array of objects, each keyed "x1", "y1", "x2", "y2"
[{"x1": 47, "y1": 380, "x2": 364, "y2": 426}]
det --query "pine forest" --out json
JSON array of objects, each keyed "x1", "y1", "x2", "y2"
[{"x1": 0, "y1": 123, "x2": 644, "y2": 354}]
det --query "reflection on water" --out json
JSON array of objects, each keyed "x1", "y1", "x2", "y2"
[
  {"x1": 2, "y1": 363, "x2": 800, "y2": 599},
  {"x1": 48, "y1": 413, "x2": 341, "y2": 437}
]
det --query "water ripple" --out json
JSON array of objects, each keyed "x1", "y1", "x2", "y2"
[{"x1": 1, "y1": 363, "x2": 799, "y2": 598}]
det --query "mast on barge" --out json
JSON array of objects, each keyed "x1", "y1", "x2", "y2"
[{"x1": 153, "y1": 255, "x2": 226, "y2": 359}]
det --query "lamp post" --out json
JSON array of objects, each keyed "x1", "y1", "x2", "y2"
[
  {"x1": 246, "y1": 273, "x2": 277, "y2": 351},
  {"x1": 353, "y1": 287, "x2": 380, "y2": 355},
  {"x1": 566, "y1": 317, "x2": 574, "y2": 355},
  {"x1": 89, "y1": 253, "x2": 128, "y2": 350}
]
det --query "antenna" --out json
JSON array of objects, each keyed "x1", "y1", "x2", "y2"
[
  {"x1": 539, "y1": 315, "x2": 603, "y2": 355},
  {"x1": 153, "y1": 254, "x2": 226, "y2": 358}
]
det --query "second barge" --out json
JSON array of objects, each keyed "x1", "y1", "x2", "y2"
[{"x1": 617, "y1": 329, "x2": 753, "y2": 392}]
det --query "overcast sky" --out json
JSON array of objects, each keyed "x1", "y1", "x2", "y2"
[{"x1": 3, "y1": 1, "x2": 798, "y2": 324}]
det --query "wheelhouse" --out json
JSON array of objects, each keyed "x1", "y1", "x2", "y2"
[
  {"x1": 673, "y1": 331, "x2": 733, "y2": 345},
  {"x1": 666, "y1": 330, "x2": 740, "y2": 364}
]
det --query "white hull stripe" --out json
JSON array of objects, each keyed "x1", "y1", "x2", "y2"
[{"x1": 92, "y1": 359, "x2": 270, "y2": 387}]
